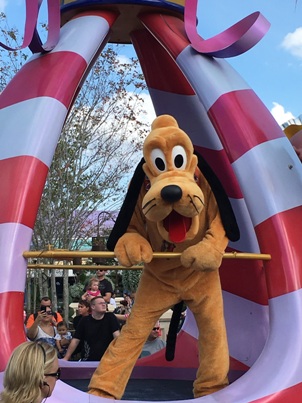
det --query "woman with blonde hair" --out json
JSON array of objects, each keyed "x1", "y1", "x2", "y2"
[{"x1": 0, "y1": 341, "x2": 59, "y2": 403}]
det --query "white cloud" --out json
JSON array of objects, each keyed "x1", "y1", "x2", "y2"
[
  {"x1": 116, "y1": 54, "x2": 132, "y2": 65},
  {"x1": 270, "y1": 102, "x2": 295, "y2": 126},
  {"x1": 281, "y1": 27, "x2": 302, "y2": 59}
]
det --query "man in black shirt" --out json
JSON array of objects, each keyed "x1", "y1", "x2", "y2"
[
  {"x1": 63, "y1": 297, "x2": 120, "y2": 361},
  {"x1": 96, "y1": 269, "x2": 113, "y2": 303}
]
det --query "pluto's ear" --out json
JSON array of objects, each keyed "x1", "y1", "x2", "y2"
[
  {"x1": 107, "y1": 158, "x2": 145, "y2": 251},
  {"x1": 194, "y1": 149, "x2": 240, "y2": 242}
]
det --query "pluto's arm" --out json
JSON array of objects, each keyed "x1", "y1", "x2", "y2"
[
  {"x1": 181, "y1": 191, "x2": 228, "y2": 271},
  {"x1": 114, "y1": 189, "x2": 153, "y2": 267}
]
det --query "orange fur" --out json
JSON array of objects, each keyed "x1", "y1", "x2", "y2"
[{"x1": 89, "y1": 115, "x2": 230, "y2": 399}]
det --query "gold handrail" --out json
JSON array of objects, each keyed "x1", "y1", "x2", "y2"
[
  {"x1": 27, "y1": 264, "x2": 143, "y2": 270},
  {"x1": 24, "y1": 250, "x2": 271, "y2": 261}
]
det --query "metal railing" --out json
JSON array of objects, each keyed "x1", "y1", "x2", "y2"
[{"x1": 24, "y1": 250, "x2": 271, "y2": 270}]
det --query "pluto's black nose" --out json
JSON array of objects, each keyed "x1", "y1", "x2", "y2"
[{"x1": 161, "y1": 185, "x2": 182, "y2": 203}]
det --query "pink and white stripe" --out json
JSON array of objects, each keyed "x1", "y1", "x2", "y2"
[
  {"x1": 135, "y1": 13, "x2": 302, "y2": 402},
  {"x1": 0, "y1": 10, "x2": 117, "y2": 372}
]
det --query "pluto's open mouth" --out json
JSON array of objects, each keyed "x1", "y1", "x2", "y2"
[{"x1": 163, "y1": 210, "x2": 192, "y2": 243}]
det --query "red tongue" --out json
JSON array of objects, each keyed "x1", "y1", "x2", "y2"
[{"x1": 163, "y1": 211, "x2": 191, "y2": 243}]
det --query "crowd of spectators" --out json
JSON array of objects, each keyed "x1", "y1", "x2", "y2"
[
  {"x1": 2, "y1": 271, "x2": 173, "y2": 402},
  {"x1": 24, "y1": 272, "x2": 167, "y2": 362},
  {"x1": 63, "y1": 296, "x2": 120, "y2": 361}
]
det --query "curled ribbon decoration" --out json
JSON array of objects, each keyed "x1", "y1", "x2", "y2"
[
  {"x1": 184, "y1": 0, "x2": 270, "y2": 58},
  {"x1": 0, "y1": 0, "x2": 270, "y2": 56},
  {"x1": 0, "y1": 0, "x2": 60, "y2": 53}
]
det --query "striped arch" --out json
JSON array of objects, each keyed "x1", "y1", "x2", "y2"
[
  {"x1": 1, "y1": 7, "x2": 302, "y2": 403},
  {"x1": 0, "y1": 9, "x2": 118, "y2": 368}
]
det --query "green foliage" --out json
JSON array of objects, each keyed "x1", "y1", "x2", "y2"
[
  {"x1": 73, "y1": 269, "x2": 90, "y2": 284},
  {"x1": 106, "y1": 269, "x2": 123, "y2": 292},
  {"x1": 0, "y1": 16, "x2": 150, "y2": 253},
  {"x1": 122, "y1": 269, "x2": 142, "y2": 292},
  {"x1": 69, "y1": 282, "x2": 85, "y2": 300},
  {"x1": 0, "y1": 14, "x2": 151, "y2": 319},
  {"x1": 31, "y1": 45, "x2": 149, "y2": 251},
  {"x1": 0, "y1": 13, "x2": 29, "y2": 91}
]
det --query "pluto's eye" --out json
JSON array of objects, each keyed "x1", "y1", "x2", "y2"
[
  {"x1": 172, "y1": 146, "x2": 187, "y2": 170},
  {"x1": 150, "y1": 148, "x2": 167, "y2": 172}
]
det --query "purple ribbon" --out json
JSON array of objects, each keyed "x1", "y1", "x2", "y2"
[
  {"x1": 0, "y1": 0, "x2": 60, "y2": 53},
  {"x1": 184, "y1": 0, "x2": 270, "y2": 57},
  {"x1": 1, "y1": 0, "x2": 270, "y2": 56}
]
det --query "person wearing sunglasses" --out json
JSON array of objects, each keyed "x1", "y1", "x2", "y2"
[
  {"x1": 140, "y1": 321, "x2": 166, "y2": 358},
  {"x1": 27, "y1": 305, "x2": 58, "y2": 348},
  {"x1": 0, "y1": 341, "x2": 59, "y2": 403}
]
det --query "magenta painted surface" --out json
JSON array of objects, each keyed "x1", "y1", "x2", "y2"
[{"x1": 185, "y1": 4, "x2": 270, "y2": 57}]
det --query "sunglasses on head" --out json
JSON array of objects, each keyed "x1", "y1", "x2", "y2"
[
  {"x1": 152, "y1": 327, "x2": 160, "y2": 331},
  {"x1": 44, "y1": 367, "x2": 61, "y2": 380}
]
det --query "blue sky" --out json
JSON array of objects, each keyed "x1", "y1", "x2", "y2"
[
  {"x1": 1, "y1": 1, "x2": 302, "y2": 126},
  {"x1": 199, "y1": 0, "x2": 302, "y2": 126}
]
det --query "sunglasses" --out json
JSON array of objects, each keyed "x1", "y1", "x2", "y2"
[
  {"x1": 45, "y1": 368, "x2": 61, "y2": 380},
  {"x1": 152, "y1": 327, "x2": 160, "y2": 331}
]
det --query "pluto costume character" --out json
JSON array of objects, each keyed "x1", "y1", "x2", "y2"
[{"x1": 89, "y1": 115, "x2": 239, "y2": 399}]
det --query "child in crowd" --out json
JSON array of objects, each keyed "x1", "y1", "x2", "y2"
[
  {"x1": 73, "y1": 299, "x2": 91, "y2": 330},
  {"x1": 82, "y1": 277, "x2": 101, "y2": 302},
  {"x1": 55, "y1": 320, "x2": 72, "y2": 358},
  {"x1": 114, "y1": 299, "x2": 131, "y2": 328}
]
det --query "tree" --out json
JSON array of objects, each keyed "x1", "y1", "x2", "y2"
[
  {"x1": 32, "y1": 46, "x2": 148, "y2": 250},
  {"x1": 0, "y1": 14, "x2": 152, "y2": 317},
  {"x1": 122, "y1": 269, "x2": 142, "y2": 294},
  {"x1": 31, "y1": 46, "x2": 150, "y2": 317},
  {"x1": 0, "y1": 12, "x2": 29, "y2": 89}
]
